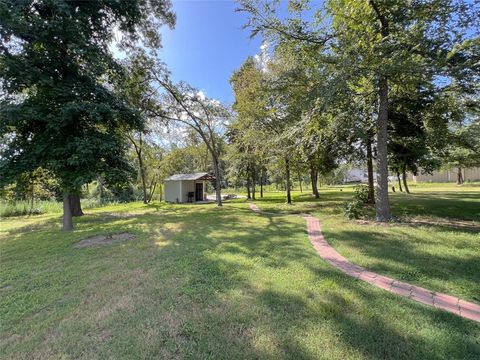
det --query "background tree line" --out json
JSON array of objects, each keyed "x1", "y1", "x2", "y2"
[{"x1": 1, "y1": 0, "x2": 479, "y2": 229}]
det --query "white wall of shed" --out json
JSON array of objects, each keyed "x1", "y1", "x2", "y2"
[{"x1": 164, "y1": 181, "x2": 181, "y2": 203}]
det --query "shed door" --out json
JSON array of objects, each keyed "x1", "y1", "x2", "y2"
[{"x1": 195, "y1": 183, "x2": 203, "y2": 201}]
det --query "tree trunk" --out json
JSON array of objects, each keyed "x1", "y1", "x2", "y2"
[
  {"x1": 148, "y1": 181, "x2": 157, "y2": 203},
  {"x1": 375, "y1": 76, "x2": 391, "y2": 221},
  {"x1": 212, "y1": 156, "x2": 222, "y2": 206},
  {"x1": 310, "y1": 163, "x2": 319, "y2": 199},
  {"x1": 396, "y1": 171, "x2": 403, "y2": 192},
  {"x1": 246, "y1": 166, "x2": 251, "y2": 199},
  {"x1": 457, "y1": 167, "x2": 464, "y2": 185},
  {"x1": 62, "y1": 192, "x2": 73, "y2": 231},
  {"x1": 130, "y1": 135, "x2": 148, "y2": 204},
  {"x1": 260, "y1": 168, "x2": 264, "y2": 198},
  {"x1": 251, "y1": 167, "x2": 256, "y2": 200},
  {"x1": 298, "y1": 172, "x2": 303, "y2": 193},
  {"x1": 98, "y1": 177, "x2": 104, "y2": 201},
  {"x1": 402, "y1": 169, "x2": 410, "y2": 194},
  {"x1": 69, "y1": 193, "x2": 84, "y2": 216},
  {"x1": 366, "y1": 138, "x2": 375, "y2": 204},
  {"x1": 137, "y1": 147, "x2": 148, "y2": 205},
  {"x1": 285, "y1": 157, "x2": 292, "y2": 204}
]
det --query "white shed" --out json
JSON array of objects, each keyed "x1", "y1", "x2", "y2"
[{"x1": 164, "y1": 173, "x2": 215, "y2": 203}]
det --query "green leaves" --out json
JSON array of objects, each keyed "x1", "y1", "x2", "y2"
[{"x1": 0, "y1": 0, "x2": 175, "y2": 193}]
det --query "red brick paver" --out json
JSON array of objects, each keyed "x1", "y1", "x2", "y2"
[
  {"x1": 249, "y1": 203, "x2": 480, "y2": 323},
  {"x1": 303, "y1": 214, "x2": 480, "y2": 322}
]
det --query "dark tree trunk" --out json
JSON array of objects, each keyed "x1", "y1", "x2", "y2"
[
  {"x1": 251, "y1": 167, "x2": 256, "y2": 200},
  {"x1": 369, "y1": 0, "x2": 391, "y2": 221},
  {"x1": 402, "y1": 169, "x2": 410, "y2": 194},
  {"x1": 310, "y1": 163, "x2": 319, "y2": 199},
  {"x1": 212, "y1": 156, "x2": 222, "y2": 206},
  {"x1": 375, "y1": 76, "x2": 391, "y2": 221},
  {"x1": 62, "y1": 192, "x2": 73, "y2": 231},
  {"x1": 260, "y1": 168, "x2": 264, "y2": 198},
  {"x1": 396, "y1": 171, "x2": 403, "y2": 192},
  {"x1": 246, "y1": 165, "x2": 251, "y2": 199},
  {"x1": 285, "y1": 157, "x2": 292, "y2": 204},
  {"x1": 366, "y1": 138, "x2": 375, "y2": 204},
  {"x1": 69, "y1": 193, "x2": 84, "y2": 217},
  {"x1": 298, "y1": 172, "x2": 303, "y2": 193},
  {"x1": 137, "y1": 148, "x2": 148, "y2": 204},
  {"x1": 457, "y1": 167, "x2": 464, "y2": 185}
]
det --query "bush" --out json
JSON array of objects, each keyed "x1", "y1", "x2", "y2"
[
  {"x1": 344, "y1": 201, "x2": 362, "y2": 219},
  {"x1": 344, "y1": 185, "x2": 370, "y2": 219},
  {"x1": 353, "y1": 184, "x2": 369, "y2": 204}
]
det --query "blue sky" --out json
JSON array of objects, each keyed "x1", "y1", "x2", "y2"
[{"x1": 158, "y1": 0, "x2": 262, "y2": 104}]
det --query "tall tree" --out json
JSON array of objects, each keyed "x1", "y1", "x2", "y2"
[
  {"x1": 239, "y1": 0, "x2": 479, "y2": 220},
  {"x1": 151, "y1": 74, "x2": 229, "y2": 206},
  {"x1": 0, "y1": 0, "x2": 175, "y2": 230}
]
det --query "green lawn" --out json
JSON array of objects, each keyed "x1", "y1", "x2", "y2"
[{"x1": 1, "y1": 184, "x2": 479, "y2": 359}]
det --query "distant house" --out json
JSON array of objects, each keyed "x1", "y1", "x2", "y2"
[
  {"x1": 164, "y1": 173, "x2": 215, "y2": 203},
  {"x1": 343, "y1": 168, "x2": 376, "y2": 183},
  {"x1": 412, "y1": 167, "x2": 480, "y2": 183}
]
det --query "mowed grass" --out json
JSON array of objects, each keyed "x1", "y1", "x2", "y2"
[
  {"x1": 0, "y1": 184, "x2": 479, "y2": 359},
  {"x1": 253, "y1": 183, "x2": 480, "y2": 302}
]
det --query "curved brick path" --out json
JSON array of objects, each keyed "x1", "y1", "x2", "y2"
[{"x1": 249, "y1": 203, "x2": 480, "y2": 323}]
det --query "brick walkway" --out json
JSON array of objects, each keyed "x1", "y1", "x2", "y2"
[{"x1": 249, "y1": 203, "x2": 480, "y2": 322}]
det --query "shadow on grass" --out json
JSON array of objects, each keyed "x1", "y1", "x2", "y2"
[{"x1": 1, "y1": 201, "x2": 479, "y2": 359}]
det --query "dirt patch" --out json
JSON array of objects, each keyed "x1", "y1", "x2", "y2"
[{"x1": 74, "y1": 233, "x2": 135, "y2": 248}]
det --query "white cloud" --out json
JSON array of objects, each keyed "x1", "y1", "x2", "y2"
[{"x1": 254, "y1": 41, "x2": 270, "y2": 73}]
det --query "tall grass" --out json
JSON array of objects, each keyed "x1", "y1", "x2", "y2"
[{"x1": 0, "y1": 199, "x2": 118, "y2": 218}]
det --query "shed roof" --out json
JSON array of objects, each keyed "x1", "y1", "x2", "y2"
[{"x1": 164, "y1": 172, "x2": 215, "y2": 181}]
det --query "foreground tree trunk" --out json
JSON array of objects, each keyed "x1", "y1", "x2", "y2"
[
  {"x1": 310, "y1": 163, "x2": 319, "y2": 199},
  {"x1": 396, "y1": 172, "x2": 403, "y2": 192},
  {"x1": 69, "y1": 193, "x2": 84, "y2": 217},
  {"x1": 375, "y1": 76, "x2": 391, "y2": 221},
  {"x1": 62, "y1": 192, "x2": 73, "y2": 231},
  {"x1": 212, "y1": 156, "x2": 222, "y2": 206},
  {"x1": 370, "y1": 0, "x2": 391, "y2": 221},
  {"x1": 402, "y1": 169, "x2": 410, "y2": 194},
  {"x1": 366, "y1": 138, "x2": 375, "y2": 204},
  {"x1": 457, "y1": 167, "x2": 464, "y2": 185},
  {"x1": 285, "y1": 157, "x2": 292, "y2": 204}
]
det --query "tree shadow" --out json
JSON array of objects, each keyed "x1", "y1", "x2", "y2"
[
  {"x1": 1, "y1": 202, "x2": 479, "y2": 359},
  {"x1": 323, "y1": 226, "x2": 480, "y2": 302}
]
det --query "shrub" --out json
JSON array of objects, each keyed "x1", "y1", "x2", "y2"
[
  {"x1": 344, "y1": 185, "x2": 370, "y2": 219},
  {"x1": 353, "y1": 184, "x2": 370, "y2": 204},
  {"x1": 344, "y1": 200, "x2": 362, "y2": 219}
]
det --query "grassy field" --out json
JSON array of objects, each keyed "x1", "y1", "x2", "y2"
[{"x1": 1, "y1": 183, "x2": 479, "y2": 359}]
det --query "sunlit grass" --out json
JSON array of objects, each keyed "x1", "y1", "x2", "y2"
[{"x1": 1, "y1": 184, "x2": 479, "y2": 359}]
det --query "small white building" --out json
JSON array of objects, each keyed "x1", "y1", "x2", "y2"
[
  {"x1": 343, "y1": 168, "x2": 376, "y2": 183},
  {"x1": 164, "y1": 173, "x2": 215, "y2": 203}
]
